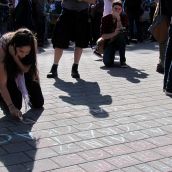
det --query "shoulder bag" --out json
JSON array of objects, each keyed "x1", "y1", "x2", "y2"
[{"x1": 148, "y1": 1, "x2": 169, "y2": 42}]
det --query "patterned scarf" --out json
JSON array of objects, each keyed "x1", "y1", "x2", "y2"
[{"x1": 15, "y1": 74, "x2": 30, "y2": 112}]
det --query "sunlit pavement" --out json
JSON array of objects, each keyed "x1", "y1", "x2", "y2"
[{"x1": 0, "y1": 41, "x2": 172, "y2": 172}]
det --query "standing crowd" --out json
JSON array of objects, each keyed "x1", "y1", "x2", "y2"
[{"x1": 0, "y1": 0, "x2": 172, "y2": 120}]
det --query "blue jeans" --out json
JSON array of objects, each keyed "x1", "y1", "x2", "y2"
[
  {"x1": 103, "y1": 33, "x2": 126, "y2": 67},
  {"x1": 164, "y1": 24, "x2": 172, "y2": 92}
]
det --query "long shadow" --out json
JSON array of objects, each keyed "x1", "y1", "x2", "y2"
[
  {"x1": 101, "y1": 64, "x2": 149, "y2": 83},
  {"x1": 126, "y1": 40, "x2": 159, "y2": 51},
  {"x1": 54, "y1": 78, "x2": 112, "y2": 118},
  {"x1": 0, "y1": 107, "x2": 44, "y2": 172}
]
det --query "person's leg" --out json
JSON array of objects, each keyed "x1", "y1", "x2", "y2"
[
  {"x1": 74, "y1": 47, "x2": 83, "y2": 64},
  {"x1": 71, "y1": 47, "x2": 83, "y2": 78},
  {"x1": 164, "y1": 25, "x2": 172, "y2": 94},
  {"x1": 117, "y1": 34, "x2": 126, "y2": 66},
  {"x1": 47, "y1": 48, "x2": 63, "y2": 78},
  {"x1": 103, "y1": 43, "x2": 116, "y2": 67},
  {"x1": 47, "y1": 9, "x2": 70, "y2": 78},
  {"x1": 73, "y1": 10, "x2": 90, "y2": 78},
  {"x1": 166, "y1": 61, "x2": 172, "y2": 94},
  {"x1": 92, "y1": 12, "x2": 103, "y2": 44},
  {"x1": 157, "y1": 41, "x2": 167, "y2": 74},
  {"x1": 135, "y1": 15, "x2": 143, "y2": 42},
  {"x1": 25, "y1": 74, "x2": 44, "y2": 108},
  {"x1": 164, "y1": 26, "x2": 172, "y2": 91},
  {"x1": 128, "y1": 14, "x2": 134, "y2": 40},
  {"x1": 37, "y1": 16, "x2": 46, "y2": 47}
]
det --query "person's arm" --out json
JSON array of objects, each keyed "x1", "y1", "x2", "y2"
[
  {"x1": 0, "y1": 48, "x2": 22, "y2": 117},
  {"x1": 101, "y1": 15, "x2": 120, "y2": 40},
  {"x1": 33, "y1": 38, "x2": 40, "y2": 82},
  {"x1": 101, "y1": 29, "x2": 120, "y2": 40},
  {"x1": 0, "y1": 62, "x2": 13, "y2": 107},
  {"x1": 0, "y1": 46, "x2": 6, "y2": 61}
]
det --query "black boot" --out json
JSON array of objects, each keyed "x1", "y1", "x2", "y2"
[
  {"x1": 47, "y1": 64, "x2": 58, "y2": 78},
  {"x1": 156, "y1": 64, "x2": 164, "y2": 74},
  {"x1": 71, "y1": 63, "x2": 80, "y2": 78}
]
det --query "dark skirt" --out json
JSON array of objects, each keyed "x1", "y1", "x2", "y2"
[{"x1": 52, "y1": 8, "x2": 90, "y2": 49}]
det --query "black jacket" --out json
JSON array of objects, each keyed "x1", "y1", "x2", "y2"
[
  {"x1": 124, "y1": 0, "x2": 143, "y2": 16},
  {"x1": 162, "y1": 0, "x2": 172, "y2": 17},
  {"x1": 14, "y1": 0, "x2": 34, "y2": 30}
]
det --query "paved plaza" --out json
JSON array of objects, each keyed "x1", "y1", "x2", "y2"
[{"x1": 0, "y1": 41, "x2": 172, "y2": 172}]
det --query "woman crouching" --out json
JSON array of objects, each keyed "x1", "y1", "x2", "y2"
[{"x1": 0, "y1": 28, "x2": 44, "y2": 119}]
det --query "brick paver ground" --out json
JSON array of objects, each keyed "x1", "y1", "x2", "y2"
[{"x1": 0, "y1": 41, "x2": 172, "y2": 172}]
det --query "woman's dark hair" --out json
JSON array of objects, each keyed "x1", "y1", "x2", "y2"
[{"x1": 5, "y1": 28, "x2": 37, "y2": 79}]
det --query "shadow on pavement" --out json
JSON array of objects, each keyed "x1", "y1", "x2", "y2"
[
  {"x1": 54, "y1": 78, "x2": 112, "y2": 118},
  {"x1": 126, "y1": 41, "x2": 159, "y2": 51},
  {"x1": 101, "y1": 65, "x2": 149, "y2": 83},
  {"x1": 0, "y1": 108, "x2": 44, "y2": 171}
]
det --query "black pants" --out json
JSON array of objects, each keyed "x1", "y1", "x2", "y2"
[
  {"x1": 164, "y1": 24, "x2": 172, "y2": 92},
  {"x1": 1, "y1": 73, "x2": 44, "y2": 110},
  {"x1": 103, "y1": 33, "x2": 126, "y2": 67}
]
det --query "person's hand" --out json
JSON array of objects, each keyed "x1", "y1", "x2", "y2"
[
  {"x1": 8, "y1": 104, "x2": 22, "y2": 118},
  {"x1": 114, "y1": 12, "x2": 120, "y2": 21}
]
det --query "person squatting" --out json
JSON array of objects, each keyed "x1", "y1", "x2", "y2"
[{"x1": 0, "y1": 28, "x2": 44, "y2": 119}]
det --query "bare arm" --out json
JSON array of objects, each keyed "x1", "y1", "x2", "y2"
[
  {"x1": 0, "y1": 47, "x2": 22, "y2": 117},
  {"x1": 101, "y1": 28, "x2": 120, "y2": 40},
  {"x1": 0, "y1": 62, "x2": 12, "y2": 106},
  {"x1": 101, "y1": 13, "x2": 122, "y2": 40},
  {"x1": 0, "y1": 46, "x2": 5, "y2": 62},
  {"x1": 33, "y1": 38, "x2": 40, "y2": 82}
]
